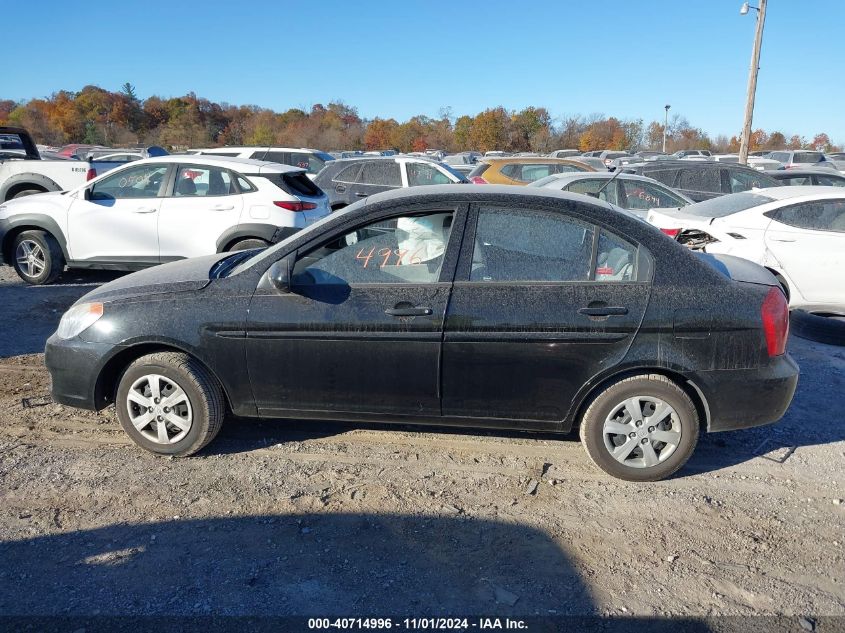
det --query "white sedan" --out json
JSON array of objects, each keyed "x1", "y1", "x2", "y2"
[{"x1": 647, "y1": 186, "x2": 845, "y2": 314}]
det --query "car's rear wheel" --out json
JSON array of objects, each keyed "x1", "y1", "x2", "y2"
[
  {"x1": 579, "y1": 374, "x2": 699, "y2": 481},
  {"x1": 229, "y1": 238, "x2": 269, "y2": 251},
  {"x1": 790, "y1": 309, "x2": 845, "y2": 346},
  {"x1": 115, "y1": 352, "x2": 224, "y2": 456},
  {"x1": 12, "y1": 230, "x2": 64, "y2": 285}
]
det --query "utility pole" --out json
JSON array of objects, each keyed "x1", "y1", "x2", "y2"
[
  {"x1": 738, "y1": 0, "x2": 767, "y2": 165},
  {"x1": 662, "y1": 105, "x2": 670, "y2": 153}
]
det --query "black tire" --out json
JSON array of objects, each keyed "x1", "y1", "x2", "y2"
[
  {"x1": 579, "y1": 374, "x2": 700, "y2": 482},
  {"x1": 115, "y1": 352, "x2": 225, "y2": 456},
  {"x1": 790, "y1": 309, "x2": 845, "y2": 346},
  {"x1": 331, "y1": 204, "x2": 347, "y2": 212},
  {"x1": 11, "y1": 230, "x2": 65, "y2": 285},
  {"x1": 12, "y1": 188, "x2": 45, "y2": 199},
  {"x1": 228, "y1": 238, "x2": 269, "y2": 251}
]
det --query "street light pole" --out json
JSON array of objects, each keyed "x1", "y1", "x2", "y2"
[
  {"x1": 738, "y1": 0, "x2": 767, "y2": 165},
  {"x1": 663, "y1": 104, "x2": 670, "y2": 153}
]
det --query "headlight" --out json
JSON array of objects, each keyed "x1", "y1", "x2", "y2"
[{"x1": 57, "y1": 302, "x2": 104, "y2": 340}]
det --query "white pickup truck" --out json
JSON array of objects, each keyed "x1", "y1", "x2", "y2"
[{"x1": 0, "y1": 127, "x2": 95, "y2": 201}]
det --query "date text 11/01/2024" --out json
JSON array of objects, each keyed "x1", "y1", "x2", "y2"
[{"x1": 307, "y1": 618, "x2": 528, "y2": 630}]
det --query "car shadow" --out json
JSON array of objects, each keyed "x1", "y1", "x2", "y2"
[
  {"x1": 0, "y1": 512, "x2": 597, "y2": 618},
  {"x1": 209, "y1": 415, "x2": 569, "y2": 458}
]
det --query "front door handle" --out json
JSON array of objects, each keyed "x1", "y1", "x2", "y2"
[
  {"x1": 769, "y1": 238, "x2": 796, "y2": 243},
  {"x1": 579, "y1": 306, "x2": 629, "y2": 317},
  {"x1": 132, "y1": 207, "x2": 157, "y2": 214},
  {"x1": 385, "y1": 306, "x2": 433, "y2": 317},
  {"x1": 355, "y1": 192, "x2": 368, "y2": 197}
]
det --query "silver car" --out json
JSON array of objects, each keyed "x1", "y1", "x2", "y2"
[{"x1": 530, "y1": 172, "x2": 692, "y2": 217}]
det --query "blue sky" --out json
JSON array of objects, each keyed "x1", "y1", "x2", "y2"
[{"x1": 5, "y1": 0, "x2": 843, "y2": 142}]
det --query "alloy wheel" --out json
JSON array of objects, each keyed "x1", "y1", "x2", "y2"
[
  {"x1": 602, "y1": 396, "x2": 681, "y2": 468},
  {"x1": 126, "y1": 374, "x2": 193, "y2": 444},
  {"x1": 15, "y1": 240, "x2": 46, "y2": 278}
]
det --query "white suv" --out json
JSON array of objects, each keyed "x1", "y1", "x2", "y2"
[
  {"x1": 0, "y1": 155, "x2": 330, "y2": 284},
  {"x1": 188, "y1": 147, "x2": 334, "y2": 179}
]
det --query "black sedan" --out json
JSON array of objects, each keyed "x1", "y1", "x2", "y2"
[{"x1": 45, "y1": 186, "x2": 799, "y2": 481}]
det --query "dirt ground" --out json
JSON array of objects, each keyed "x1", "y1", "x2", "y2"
[{"x1": 0, "y1": 264, "x2": 843, "y2": 623}]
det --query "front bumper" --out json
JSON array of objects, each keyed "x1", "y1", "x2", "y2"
[
  {"x1": 45, "y1": 333, "x2": 116, "y2": 410},
  {"x1": 694, "y1": 353, "x2": 799, "y2": 432}
]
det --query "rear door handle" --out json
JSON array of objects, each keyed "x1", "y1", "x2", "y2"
[
  {"x1": 132, "y1": 207, "x2": 157, "y2": 214},
  {"x1": 579, "y1": 306, "x2": 629, "y2": 317},
  {"x1": 355, "y1": 192, "x2": 369, "y2": 197},
  {"x1": 769, "y1": 238, "x2": 796, "y2": 243},
  {"x1": 385, "y1": 306, "x2": 433, "y2": 317},
  {"x1": 211, "y1": 204, "x2": 234, "y2": 211}
]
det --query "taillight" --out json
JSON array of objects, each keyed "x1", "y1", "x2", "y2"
[
  {"x1": 86, "y1": 168, "x2": 97, "y2": 181},
  {"x1": 761, "y1": 287, "x2": 789, "y2": 357},
  {"x1": 274, "y1": 201, "x2": 317, "y2": 211},
  {"x1": 470, "y1": 176, "x2": 488, "y2": 184},
  {"x1": 660, "y1": 228, "x2": 681, "y2": 238}
]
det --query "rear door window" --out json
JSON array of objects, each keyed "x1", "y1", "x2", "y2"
[
  {"x1": 290, "y1": 152, "x2": 327, "y2": 174},
  {"x1": 619, "y1": 180, "x2": 686, "y2": 210},
  {"x1": 250, "y1": 151, "x2": 289, "y2": 164},
  {"x1": 641, "y1": 169, "x2": 679, "y2": 187},
  {"x1": 173, "y1": 165, "x2": 235, "y2": 197},
  {"x1": 469, "y1": 207, "x2": 594, "y2": 282},
  {"x1": 358, "y1": 161, "x2": 401, "y2": 187},
  {"x1": 725, "y1": 168, "x2": 770, "y2": 193},
  {"x1": 565, "y1": 179, "x2": 619, "y2": 205},
  {"x1": 678, "y1": 168, "x2": 720, "y2": 193},
  {"x1": 769, "y1": 200, "x2": 845, "y2": 232},
  {"x1": 407, "y1": 162, "x2": 453, "y2": 186},
  {"x1": 595, "y1": 230, "x2": 648, "y2": 282},
  {"x1": 814, "y1": 174, "x2": 845, "y2": 187}
]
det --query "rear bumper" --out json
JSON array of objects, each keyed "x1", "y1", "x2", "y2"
[{"x1": 694, "y1": 353, "x2": 799, "y2": 432}]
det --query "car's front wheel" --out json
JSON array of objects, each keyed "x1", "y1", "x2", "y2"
[
  {"x1": 579, "y1": 374, "x2": 699, "y2": 481},
  {"x1": 115, "y1": 352, "x2": 225, "y2": 456},
  {"x1": 12, "y1": 230, "x2": 64, "y2": 285}
]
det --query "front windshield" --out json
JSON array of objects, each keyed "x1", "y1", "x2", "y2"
[
  {"x1": 683, "y1": 192, "x2": 775, "y2": 218},
  {"x1": 225, "y1": 204, "x2": 358, "y2": 277}
]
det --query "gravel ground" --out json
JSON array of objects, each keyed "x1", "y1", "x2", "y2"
[{"x1": 0, "y1": 264, "x2": 843, "y2": 621}]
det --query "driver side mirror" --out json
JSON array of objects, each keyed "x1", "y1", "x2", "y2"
[
  {"x1": 268, "y1": 256, "x2": 293, "y2": 293},
  {"x1": 84, "y1": 187, "x2": 92, "y2": 201}
]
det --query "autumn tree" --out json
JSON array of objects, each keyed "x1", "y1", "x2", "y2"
[
  {"x1": 364, "y1": 117, "x2": 398, "y2": 150},
  {"x1": 470, "y1": 107, "x2": 510, "y2": 153}
]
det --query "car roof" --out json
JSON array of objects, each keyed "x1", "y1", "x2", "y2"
[
  {"x1": 363, "y1": 183, "x2": 620, "y2": 212},
  {"x1": 136, "y1": 155, "x2": 305, "y2": 173},
  {"x1": 190, "y1": 146, "x2": 325, "y2": 153},
  {"x1": 329, "y1": 155, "x2": 443, "y2": 164},
  {"x1": 539, "y1": 172, "x2": 665, "y2": 184},
  {"x1": 751, "y1": 185, "x2": 845, "y2": 200},
  {"x1": 481, "y1": 157, "x2": 587, "y2": 165},
  {"x1": 765, "y1": 169, "x2": 845, "y2": 177}
]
